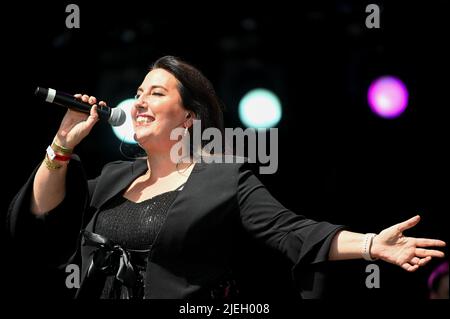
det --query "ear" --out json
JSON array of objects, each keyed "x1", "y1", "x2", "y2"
[
  {"x1": 184, "y1": 118, "x2": 193, "y2": 129},
  {"x1": 184, "y1": 112, "x2": 195, "y2": 128},
  {"x1": 186, "y1": 111, "x2": 195, "y2": 119}
]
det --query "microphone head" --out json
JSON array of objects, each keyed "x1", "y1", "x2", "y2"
[
  {"x1": 35, "y1": 86, "x2": 48, "y2": 98},
  {"x1": 109, "y1": 107, "x2": 126, "y2": 126}
]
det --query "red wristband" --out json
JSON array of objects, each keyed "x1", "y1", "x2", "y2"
[{"x1": 46, "y1": 146, "x2": 71, "y2": 162}]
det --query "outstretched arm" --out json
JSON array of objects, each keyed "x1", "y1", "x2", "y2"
[{"x1": 328, "y1": 215, "x2": 446, "y2": 272}]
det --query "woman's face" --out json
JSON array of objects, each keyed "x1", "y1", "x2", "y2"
[{"x1": 132, "y1": 68, "x2": 189, "y2": 152}]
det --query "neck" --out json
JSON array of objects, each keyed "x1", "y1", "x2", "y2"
[{"x1": 145, "y1": 151, "x2": 192, "y2": 180}]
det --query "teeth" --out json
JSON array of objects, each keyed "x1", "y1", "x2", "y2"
[{"x1": 137, "y1": 116, "x2": 152, "y2": 124}]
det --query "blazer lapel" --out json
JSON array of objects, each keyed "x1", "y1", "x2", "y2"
[{"x1": 90, "y1": 159, "x2": 148, "y2": 210}]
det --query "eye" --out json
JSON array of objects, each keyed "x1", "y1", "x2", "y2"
[
  {"x1": 134, "y1": 94, "x2": 141, "y2": 100},
  {"x1": 151, "y1": 92, "x2": 164, "y2": 96}
]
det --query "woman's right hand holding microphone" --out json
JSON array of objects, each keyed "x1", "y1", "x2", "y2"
[
  {"x1": 53, "y1": 94, "x2": 106, "y2": 149},
  {"x1": 33, "y1": 93, "x2": 106, "y2": 215}
]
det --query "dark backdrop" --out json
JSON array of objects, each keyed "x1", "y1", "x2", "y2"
[{"x1": 1, "y1": 0, "x2": 448, "y2": 301}]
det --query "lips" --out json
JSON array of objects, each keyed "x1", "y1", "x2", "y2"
[{"x1": 135, "y1": 114, "x2": 155, "y2": 125}]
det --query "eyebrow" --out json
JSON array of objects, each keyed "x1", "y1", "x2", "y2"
[{"x1": 137, "y1": 85, "x2": 168, "y2": 92}]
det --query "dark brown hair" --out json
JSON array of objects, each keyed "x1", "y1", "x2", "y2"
[{"x1": 151, "y1": 56, "x2": 225, "y2": 155}]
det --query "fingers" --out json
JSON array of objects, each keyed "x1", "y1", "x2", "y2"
[
  {"x1": 75, "y1": 94, "x2": 106, "y2": 107},
  {"x1": 410, "y1": 257, "x2": 421, "y2": 265},
  {"x1": 415, "y1": 248, "x2": 445, "y2": 258},
  {"x1": 396, "y1": 215, "x2": 421, "y2": 232},
  {"x1": 76, "y1": 94, "x2": 98, "y2": 105},
  {"x1": 88, "y1": 96, "x2": 97, "y2": 104},
  {"x1": 89, "y1": 105, "x2": 99, "y2": 121},
  {"x1": 418, "y1": 256, "x2": 432, "y2": 267},
  {"x1": 81, "y1": 94, "x2": 95, "y2": 104},
  {"x1": 402, "y1": 256, "x2": 432, "y2": 272},
  {"x1": 401, "y1": 262, "x2": 419, "y2": 272},
  {"x1": 410, "y1": 256, "x2": 432, "y2": 267},
  {"x1": 84, "y1": 105, "x2": 99, "y2": 129},
  {"x1": 416, "y1": 238, "x2": 446, "y2": 247}
]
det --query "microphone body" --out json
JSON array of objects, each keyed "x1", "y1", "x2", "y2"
[{"x1": 35, "y1": 87, "x2": 126, "y2": 126}]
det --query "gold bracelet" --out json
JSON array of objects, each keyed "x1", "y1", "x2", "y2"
[
  {"x1": 44, "y1": 154, "x2": 63, "y2": 170},
  {"x1": 51, "y1": 140, "x2": 73, "y2": 156}
]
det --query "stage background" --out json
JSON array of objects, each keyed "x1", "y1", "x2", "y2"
[{"x1": 0, "y1": 0, "x2": 448, "y2": 301}]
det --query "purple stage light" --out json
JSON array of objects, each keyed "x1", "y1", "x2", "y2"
[{"x1": 367, "y1": 76, "x2": 409, "y2": 119}]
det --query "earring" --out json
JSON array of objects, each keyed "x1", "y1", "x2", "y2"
[{"x1": 184, "y1": 127, "x2": 188, "y2": 137}]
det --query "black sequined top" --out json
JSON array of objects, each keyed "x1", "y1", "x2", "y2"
[{"x1": 92, "y1": 186, "x2": 183, "y2": 299}]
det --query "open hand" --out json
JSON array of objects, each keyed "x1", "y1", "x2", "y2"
[{"x1": 371, "y1": 215, "x2": 446, "y2": 272}]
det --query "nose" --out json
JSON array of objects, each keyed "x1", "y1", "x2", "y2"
[{"x1": 133, "y1": 97, "x2": 147, "y2": 110}]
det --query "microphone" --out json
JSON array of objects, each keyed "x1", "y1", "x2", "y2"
[{"x1": 35, "y1": 87, "x2": 126, "y2": 126}]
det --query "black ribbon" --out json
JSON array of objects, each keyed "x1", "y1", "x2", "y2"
[{"x1": 82, "y1": 230, "x2": 141, "y2": 297}]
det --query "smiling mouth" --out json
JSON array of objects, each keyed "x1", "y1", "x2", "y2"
[{"x1": 136, "y1": 115, "x2": 155, "y2": 125}]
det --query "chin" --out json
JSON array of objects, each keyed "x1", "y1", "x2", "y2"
[
  {"x1": 133, "y1": 126, "x2": 151, "y2": 140},
  {"x1": 134, "y1": 130, "x2": 157, "y2": 147},
  {"x1": 133, "y1": 133, "x2": 148, "y2": 144}
]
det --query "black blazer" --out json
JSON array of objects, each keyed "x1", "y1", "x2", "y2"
[{"x1": 8, "y1": 157, "x2": 344, "y2": 299}]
